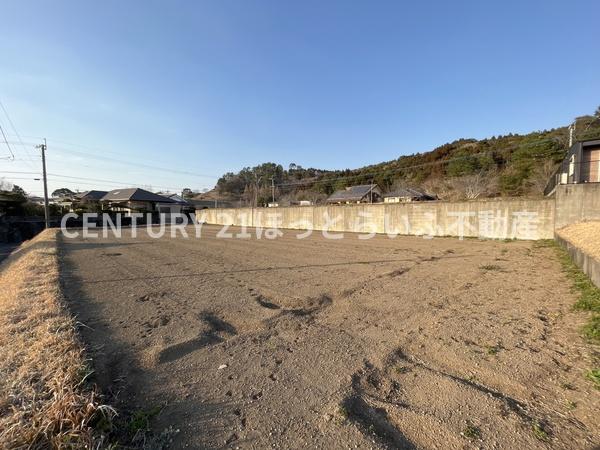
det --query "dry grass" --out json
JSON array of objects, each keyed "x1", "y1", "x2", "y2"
[
  {"x1": 0, "y1": 230, "x2": 114, "y2": 449},
  {"x1": 557, "y1": 221, "x2": 600, "y2": 259}
]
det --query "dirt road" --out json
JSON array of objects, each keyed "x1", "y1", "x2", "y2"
[{"x1": 58, "y1": 225, "x2": 599, "y2": 449}]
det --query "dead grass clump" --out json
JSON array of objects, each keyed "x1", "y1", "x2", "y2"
[
  {"x1": 0, "y1": 230, "x2": 114, "y2": 449},
  {"x1": 557, "y1": 221, "x2": 600, "y2": 258}
]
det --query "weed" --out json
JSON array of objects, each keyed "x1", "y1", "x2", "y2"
[
  {"x1": 129, "y1": 406, "x2": 162, "y2": 433},
  {"x1": 532, "y1": 239, "x2": 555, "y2": 248},
  {"x1": 552, "y1": 243, "x2": 600, "y2": 343},
  {"x1": 560, "y1": 382, "x2": 574, "y2": 391},
  {"x1": 565, "y1": 400, "x2": 577, "y2": 410},
  {"x1": 486, "y1": 345, "x2": 501, "y2": 355},
  {"x1": 500, "y1": 248, "x2": 508, "y2": 255},
  {"x1": 532, "y1": 421, "x2": 550, "y2": 442},
  {"x1": 338, "y1": 406, "x2": 349, "y2": 421},
  {"x1": 585, "y1": 369, "x2": 600, "y2": 390},
  {"x1": 582, "y1": 315, "x2": 600, "y2": 341},
  {"x1": 480, "y1": 264, "x2": 502, "y2": 272},
  {"x1": 395, "y1": 366, "x2": 411, "y2": 374},
  {"x1": 462, "y1": 424, "x2": 481, "y2": 440}
]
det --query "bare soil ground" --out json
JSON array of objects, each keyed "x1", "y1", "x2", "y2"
[{"x1": 58, "y1": 226, "x2": 600, "y2": 449}]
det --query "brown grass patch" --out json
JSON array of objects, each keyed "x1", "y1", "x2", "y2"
[
  {"x1": 557, "y1": 221, "x2": 600, "y2": 259},
  {"x1": 0, "y1": 230, "x2": 114, "y2": 449}
]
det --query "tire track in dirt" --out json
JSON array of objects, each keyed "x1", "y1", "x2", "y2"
[{"x1": 339, "y1": 347, "x2": 563, "y2": 449}]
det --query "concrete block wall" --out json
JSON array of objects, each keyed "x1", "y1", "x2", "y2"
[
  {"x1": 555, "y1": 184, "x2": 600, "y2": 229},
  {"x1": 197, "y1": 198, "x2": 556, "y2": 240},
  {"x1": 555, "y1": 234, "x2": 600, "y2": 288}
]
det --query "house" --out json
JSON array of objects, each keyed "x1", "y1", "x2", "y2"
[
  {"x1": 545, "y1": 139, "x2": 600, "y2": 195},
  {"x1": 157, "y1": 193, "x2": 194, "y2": 214},
  {"x1": 53, "y1": 197, "x2": 75, "y2": 212},
  {"x1": 383, "y1": 187, "x2": 436, "y2": 203},
  {"x1": 101, "y1": 188, "x2": 175, "y2": 215},
  {"x1": 27, "y1": 196, "x2": 46, "y2": 206},
  {"x1": 72, "y1": 190, "x2": 108, "y2": 212},
  {"x1": 291, "y1": 200, "x2": 313, "y2": 206},
  {"x1": 326, "y1": 184, "x2": 382, "y2": 204},
  {"x1": 77, "y1": 190, "x2": 108, "y2": 203}
]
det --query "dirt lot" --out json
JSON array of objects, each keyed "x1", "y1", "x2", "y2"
[{"x1": 58, "y1": 225, "x2": 599, "y2": 449}]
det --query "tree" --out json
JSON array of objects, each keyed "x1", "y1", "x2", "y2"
[
  {"x1": 0, "y1": 178, "x2": 13, "y2": 192},
  {"x1": 527, "y1": 160, "x2": 558, "y2": 196},
  {"x1": 446, "y1": 152, "x2": 482, "y2": 177},
  {"x1": 445, "y1": 171, "x2": 498, "y2": 200},
  {"x1": 51, "y1": 187, "x2": 75, "y2": 198},
  {"x1": 12, "y1": 185, "x2": 27, "y2": 197}
]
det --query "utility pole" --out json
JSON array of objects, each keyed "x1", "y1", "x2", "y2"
[
  {"x1": 271, "y1": 177, "x2": 275, "y2": 203},
  {"x1": 35, "y1": 139, "x2": 49, "y2": 228},
  {"x1": 254, "y1": 175, "x2": 262, "y2": 207},
  {"x1": 569, "y1": 121, "x2": 576, "y2": 147}
]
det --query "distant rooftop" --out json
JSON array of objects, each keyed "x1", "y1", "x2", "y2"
[
  {"x1": 384, "y1": 187, "x2": 434, "y2": 199},
  {"x1": 101, "y1": 188, "x2": 174, "y2": 203},
  {"x1": 327, "y1": 184, "x2": 380, "y2": 202},
  {"x1": 77, "y1": 190, "x2": 108, "y2": 201}
]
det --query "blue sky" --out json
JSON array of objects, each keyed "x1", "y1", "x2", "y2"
[{"x1": 0, "y1": 0, "x2": 598, "y2": 195}]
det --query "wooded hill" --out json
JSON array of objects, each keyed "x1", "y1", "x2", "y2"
[{"x1": 213, "y1": 108, "x2": 600, "y2": 205}]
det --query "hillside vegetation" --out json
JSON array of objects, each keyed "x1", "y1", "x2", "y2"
[{"x1": 214, "y1": 108, "x2": 600, "y2": 205}]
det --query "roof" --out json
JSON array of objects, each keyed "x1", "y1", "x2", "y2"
[
  {"x1": 384, "y1": 187, "x2": 434, "y2": 199},
  {"x1": 164, "y1": 193, "x2": 190, "y2": 205},
  {"x1": 582, "y1": 139, "x2": 600, "y2": 148},
  {"x1": 188, "y1": 199, "x2": 235, "y2": 208},
  {"x1": 77, "y1": 190, "x2": 108, "y2": 200},
  {"x1": 327, "y1": 184, "x2": 379, "y2": 202},
  {"x1": 101, "y1": 188, "x2": 175, "y2": 203}
]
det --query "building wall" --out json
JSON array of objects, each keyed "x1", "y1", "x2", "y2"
[
  {"x1": 198, "y1": 198, "x2": 556, "y2": 240},
  {"x1": 555, "y1": 183, "x2": 600, "y2": 229},
  {"x1": 157, "y1": 203, "x2": 183, "y2": 214}
]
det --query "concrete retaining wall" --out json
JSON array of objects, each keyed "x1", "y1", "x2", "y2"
[
  {"x1": 555, "y1": 184, "x2": 600, "y2": 229},
  {"x1": 555, "y1": 234, "x2": 600, "y2": 288},
  {"x1": 197, "y1": 198, "x2": 555, "y2": 240}
]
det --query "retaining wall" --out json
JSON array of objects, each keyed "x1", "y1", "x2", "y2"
[
  {"x1": 197, "y1": 198, "x2": 556, "y2": 240},
  {"x1": 555, "y1": 184, "x2": 600, "y2": 229},
  {"x1": 555, "y1": 233, "x2": 600, "y2": 288}
]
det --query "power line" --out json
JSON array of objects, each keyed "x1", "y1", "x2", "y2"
[
  {"x1": 0, "y1": 100, "x2": 37, "y2": 167},
  {"x1": 46, "y1": 173, "x2": 187, "y2": 191},
  {"x1": 0, "y1": 170, "x2": 190, "y2": 192},
  {"x1": 0, "y1": 124, "x2": 14, "y2": 160},
  {"x1": 2, "y1": 139, "x2": 220, "y2": 180}
]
